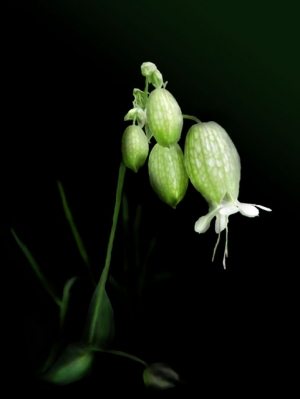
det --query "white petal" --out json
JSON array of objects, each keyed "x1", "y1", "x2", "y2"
[
  {"x1": 215, "y1": 213, "x2": 228, "y2": 233},
  {"x1": 194, "y1": 208, "x2": 219, "y2": 233},
  {"x1": 255, "y1": 205, "x2": 272, "y2": 212},
  {"x1": 219, "y1": 206, "x2": 239, "y2": 216},
  {"x1": 236, "y1": 201, "x2": 259, "y2": 217}
]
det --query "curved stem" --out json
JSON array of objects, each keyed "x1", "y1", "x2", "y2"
[
  {"x1": 88, "y1": 162, "x2": 126, "y2": 343},
  {"x1": 106, "y1": 349, "x2": 148, "y2": 367},
  {"x1": 92, "y1": 348, "x2": 148, "y2": 367},
  {"x1": 144, "y1": 77, "x2": 149, "y2": 108},
  {"x1": 182, "y1": 114, "x2": 201, "y2": 124}
]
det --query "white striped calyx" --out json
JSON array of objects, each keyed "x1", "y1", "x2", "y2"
[
  {"x1": 148, "y1": 143, "x2": 188, "y2": 208},
  {"x1": 184, "y1": 121, "x2": 240, "y2": 205},
  {"x1": 121, "y1": 125, "x2": 149, "y2": 173},
  {"x1": 146, "y1": 89, "x2": 183, "y2": 148}
]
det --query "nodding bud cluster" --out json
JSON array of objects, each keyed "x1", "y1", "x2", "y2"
[
  {"x1": 121, "y1": 62, "x2": 271, "y2": 267},
  {"x1": 121, "y1": 62, "x2": 187, "y2": 208}
]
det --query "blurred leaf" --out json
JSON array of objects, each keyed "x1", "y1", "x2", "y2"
[
  {"x1": 57, "y1": 181, "x2": 95, "y2": 284},
  {"x1": 143, "y1": 363, "x2": 183, "y2": 390},
  {"x1": 41, "y1": 342, "x2": 94, "y2": 385},
  {"x1": 37, "y1": 340, "x2": 63, "y2": 375},
  {"x1": 60, "y1": 276, "x2": 78, "y2": 328},
  {"x1": 108, "y1": 274, "x2": 126, "y2": 295},
  {"x1": 137, "y1": 237, "x2": 157, "y2": 297},
  {"x1": 133, "y1": 204, "x2": 142, "y2": 269},
  {"x1": 10, "y1": 228, "x2": 61, "y2": 306},
  {"x1": 150, "y1": 271, "x2": 175, "y2": 284},
  {"x1": 82, "y1": 286, "x2": 115, "y2": 350}
]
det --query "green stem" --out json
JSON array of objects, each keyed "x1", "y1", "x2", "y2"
[
  {"x1": 144, "y1": 77, "x2": 149, "y2": 108},
  {"x1": 182, "y1": 114, "x2": 201, "y2": 124},
  {"x1": 106, "y1": 349, "x2": 148, "y2": 367},
  {"x1": 88, "y1": 162, "x2": 126, "y2": 343},
  {"x1": 92, "y1": 348, "x2": 148, "y2": 367}
]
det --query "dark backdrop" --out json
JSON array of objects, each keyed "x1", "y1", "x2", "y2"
[{"x1": 6, "y1": 0, "x2": 298, "y2": 395}]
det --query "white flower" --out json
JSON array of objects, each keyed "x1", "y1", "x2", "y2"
[
  {"x1": 184, "y1": 121, "x2": 272, "y2": 268},
  {"x1": 195, "y1": 196, "x2": 271, "y2": 268}
]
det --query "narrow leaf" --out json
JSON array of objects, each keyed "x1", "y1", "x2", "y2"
[
  {"x1": 10, "y1": 228, "x2": 61, "y2": 306},
  {"x1": 60, "y1": 277, "x2": 78, "y2": 328},
  {"x1": 57, "y1": 181, "x2": 95, "y2": 284}
]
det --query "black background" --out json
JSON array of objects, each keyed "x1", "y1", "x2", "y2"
[{"x1": 6, "y1": 0, "x2": 299, "y2": 395}]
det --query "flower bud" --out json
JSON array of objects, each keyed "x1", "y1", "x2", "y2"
[
  {"x1": 148, "y1": 143, "x2": 188, "y2": 208},
  {"x1": 184, "y1": 122, "x2": 240, "y2": 205},
  {"x1": 124, "y1": 108, "x2": 146, "y2": 128},
  {"x1": 141, "y1": 62, "x2": 157, "y2": 77},
  {"x1": 143, "y1": 363, "x2": 183, "y2": 390},
  {"x1": 146, "y1": 88, "x2": 183, "y2": 147},
  {"x1": 122, "y1": 125, "x2": 149, "y2": 172},
  {"x1": 141, "y1": 62, "x2": 163, "y2": 88}
]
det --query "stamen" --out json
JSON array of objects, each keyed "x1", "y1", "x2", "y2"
[
  {"x1": 223, "y1": 222, "x2": 229, "y2": 269},
  {"x1": 212, "y1": 232, "x2": 221, "y2": 262},
  {"x1": 225, "y1": 220, "x2": 229, "y2": 257},
  {"x1": 212, "y1": 216, "x2": 221, "y2": 262}
]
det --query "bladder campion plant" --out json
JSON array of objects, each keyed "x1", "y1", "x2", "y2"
[{"x1": 12, "y1": 61, "x2": 271, "y2": 390}]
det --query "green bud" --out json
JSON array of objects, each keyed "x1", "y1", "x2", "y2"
[
  {"x1": 146, "y1": 89, "x2": 183, "y2": 147},
  {"x1": 122, "y1": 125, "x2": 149, "y2": 172},
  {"x1": 150, "y1": 69, "x2": 163, "y2": 89},
  {"x1": 148, "y1": 143, "x2": 188, "y2": 208},
  {"x1": 143, "y1": 363, "x2": 183, "y2": 390},
  {"x1": 184, "y1": 122, "x2": 240, "y2": 205},
  {"x1": 141, "y1": 62, "x2": 163, "y2": 89},
  {"x1": 124, "y1": 108, "x2": 146, "y2": 128},
  {"x1": 141, "y1": 61, "x2": 157, "y2": 77}
]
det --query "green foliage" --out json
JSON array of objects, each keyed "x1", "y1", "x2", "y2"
[
  {"x1": 82, "y1": 287, "x2": 115, "y2": 350},
  {"x1": 41, "y1": 343, "x2": 94, "y2": 385},
  {"x1": 11, "y1": 228, "x2": 62, "y2": 307},
  {"x1": 60, "y1": 277, "x2": 78, "y2": 328},
  {"x1": 57, "y1": 180, "x2": 95, "y2": 284}
]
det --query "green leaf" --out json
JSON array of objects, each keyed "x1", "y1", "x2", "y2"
[
  {"x1": 41, "y1": 342, "x2": 94, "y2": 385},
  {"x1": 82, "y1": 286, "x2": 115, "y2": 350},
  {"x1": 133, "y1": 88, "x2": 146, "y2": 109},
  {"x1": 57, "y1": 181, "x2": 95, "y2": 284},
  {"x1": 37, "y1": 340, "x2": 63, "y2": 376},
  {"x1": 60, "y1": 277, "x2": 78, "y2": 328},
  {"x1": 10, "y1": 228, "x2": 61, "y2": 307}
]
